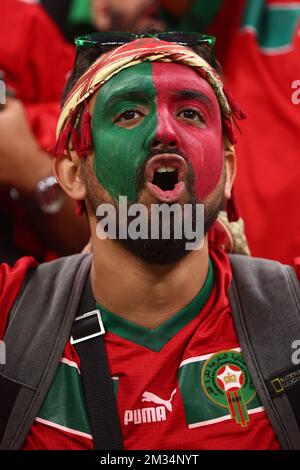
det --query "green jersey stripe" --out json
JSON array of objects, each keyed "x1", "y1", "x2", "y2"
[
  {"x1": 60, "y1": 357, "x2": 80, "y2": 372},
  {"x1": 37, "y1": 362, "x2": 91, "y2": 435},
  {"x1": 188, "y1": 406, "x2": 264, "y2": 429},
  {"x1": 179, "y1": 347, "x2": 241, "y2": 368},
  {"x1": 36, "y1": 360, "x2": 120, "y2": 437}
]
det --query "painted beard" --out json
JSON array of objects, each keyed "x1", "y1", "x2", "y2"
[{"x1": 82, "y1": 155, "x2": 225, "y2": 265}]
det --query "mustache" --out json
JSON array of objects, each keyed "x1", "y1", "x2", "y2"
[{"x1": 148, "y1": 147, "x2": 187, "y2": 159}]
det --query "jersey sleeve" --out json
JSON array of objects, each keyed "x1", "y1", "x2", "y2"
[{"x1": 0, "y1": 257, "x2": 37, "y2": 340}]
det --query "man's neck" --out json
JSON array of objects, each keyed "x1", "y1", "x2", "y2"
[{"x1": 90, "y1": 235, "x2": 210, "y2": 329}]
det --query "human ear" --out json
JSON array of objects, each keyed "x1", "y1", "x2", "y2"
[
  {"x1": 223, "y1": 141, "x2": 236, "y2": 200},
  {"x1": 53, "y1": 150, "x2": 87, "y2": 201}
]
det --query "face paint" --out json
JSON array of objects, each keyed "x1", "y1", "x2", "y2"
[
  {"x1": 152, "y1": 62, "x2": 223, "y2": 201},
  {"x1": 92, "y1": 61, "x2": 223, "y2": 203},
  {"x1": 92, "y1": 62, "x2": 157, "y2": 202}
]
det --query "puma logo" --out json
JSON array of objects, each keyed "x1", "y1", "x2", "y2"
[
  {"x1": 124, "y1": 389, "x2": 177, "y2": 425},
  {"x1": 142, "y1": 389, "x2": 177, "y2": 412}
]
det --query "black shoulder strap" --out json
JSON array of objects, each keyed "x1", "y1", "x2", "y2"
[
  {"x1": 228, "y1": 254, "x2": 300, "y2": 450},
  {"x1": 71, "y1": 275, "x2": 123, "y2": 450},
  {"x1": 0, "y1": 253, "x2": 92, "y2": 450}
]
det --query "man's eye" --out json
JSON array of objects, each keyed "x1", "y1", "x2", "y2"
[
  {"x1": 114, "y1": 110, "x2": 142, "y2": 123},
  {"x1": 177, "y1": 109, "x2": 204, "y2": 122}
]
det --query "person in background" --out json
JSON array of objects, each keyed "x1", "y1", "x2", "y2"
[
  {"x1": 89, "y1": 0, "x2": 222, "y2": 34},
  {"x1": 0, "y1": 0, "x2": 89, "y2": 264}
]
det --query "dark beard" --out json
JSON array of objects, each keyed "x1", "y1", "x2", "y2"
[
  {"x1": 116, "y1": 195, "x2": 223, "y2": 265},
  {"x1": 82, "y1": 156, "x2": 224, "y2": 265}
]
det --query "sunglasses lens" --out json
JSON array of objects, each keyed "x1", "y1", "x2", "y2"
[
  {"x1": 75, "y1": 32, "x2": 135, "y2": 48},
  {"x1": 157, "y1": 32, "x2": 214, "y2": 46},
  {"x1": 155, "y1": 32, "x2": 215, "y2": 66},
  {"x1": 74, "y1": 31, "x2": 216, "y2": 69}
]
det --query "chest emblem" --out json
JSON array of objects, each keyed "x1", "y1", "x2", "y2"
[{"x1": 201, "y1": 350, "x2": 256, "y2": 427}]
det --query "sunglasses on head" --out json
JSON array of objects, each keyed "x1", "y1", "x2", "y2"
[{"x1": 74, "y1": 31, "x2": 216, "y2": 66}]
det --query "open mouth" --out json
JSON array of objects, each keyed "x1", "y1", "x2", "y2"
[
  {"x1": 145, "y1": 154, "x2": 188, "y2": 203},
  {"x1": 152, "y1": 166, "x2": 179, "y2": 191}
]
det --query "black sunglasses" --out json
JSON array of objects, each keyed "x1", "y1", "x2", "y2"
[{"x1": 74, "y1": 31, "x2": 216, "y2": 66}]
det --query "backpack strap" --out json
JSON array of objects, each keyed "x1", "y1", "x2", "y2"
[
  {"x1": 0, "y1": 253, "x2": 92, "y2": 450},
  {"x1": 71, "y1": 275, "x2": 123, "y2": 450},
  {"x1": 228, "y1": 254, "x2": 300, "y2": 450}
]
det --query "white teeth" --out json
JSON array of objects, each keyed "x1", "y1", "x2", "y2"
[{"x1": 156, "y1": 166, "x2": 176, "y2": 173}]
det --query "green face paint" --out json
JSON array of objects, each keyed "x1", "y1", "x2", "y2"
[{"x1": 92, "y1": 62, "x2": 157, "y2": 202}]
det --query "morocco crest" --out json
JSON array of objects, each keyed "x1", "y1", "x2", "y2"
[{"x1": 201, "y1": 350, "x2": 256, "y2": 427}]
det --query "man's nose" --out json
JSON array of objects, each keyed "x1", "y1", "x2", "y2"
[{"x1": 151, "y1": 115, "x2": 179, "y2": 151}]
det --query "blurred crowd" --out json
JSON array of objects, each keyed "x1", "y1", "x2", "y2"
[{"x1": 1, "y1": 0, "x2": 300, "y2": 265}]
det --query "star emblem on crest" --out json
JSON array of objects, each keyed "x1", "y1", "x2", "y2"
[{"x1": 217, "y1": 365, "x2": 243, "y2": 392}]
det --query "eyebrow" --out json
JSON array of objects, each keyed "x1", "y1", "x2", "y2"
[
  {"x1": 173, "y1": 90, "x2": 214, "y2": 114},
  {"x1": 109, "y1": 90, "x2": 151, "y2": 106}
]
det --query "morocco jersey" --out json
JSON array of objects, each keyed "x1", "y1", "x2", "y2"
[{"x1": 0, "y1": 248, "x2": 280, "y2": 450}]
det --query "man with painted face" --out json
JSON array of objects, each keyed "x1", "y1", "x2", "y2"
[
  {"x1": 79, "y1": 59, "x2": 229, "y2": 265},
  {"x1": 1, "y1": 36, "x2": 300, "y2": 451}
]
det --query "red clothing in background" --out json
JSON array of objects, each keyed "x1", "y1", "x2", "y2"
[
  {"x1": 1, "y1": 0, "x2": 74, "y2": 148},
  {"x1": 209, "y1": 0, "x2": 300, "y2": 264},
  {"x1": 0, "y1": 0, "x2": 74, "y2": 260}
]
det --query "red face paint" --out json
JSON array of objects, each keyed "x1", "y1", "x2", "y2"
[{"x1": 152, "y1": 62, "x2": 223, "y2": 201}]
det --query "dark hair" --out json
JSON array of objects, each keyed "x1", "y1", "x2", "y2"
[{"x1": 62, "y1": 43, "x2": 222, "y2": 106}]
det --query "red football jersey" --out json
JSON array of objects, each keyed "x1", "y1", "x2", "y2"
[{"x1": 0, "y1": 248, "x2": 281, "y2": 450}]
